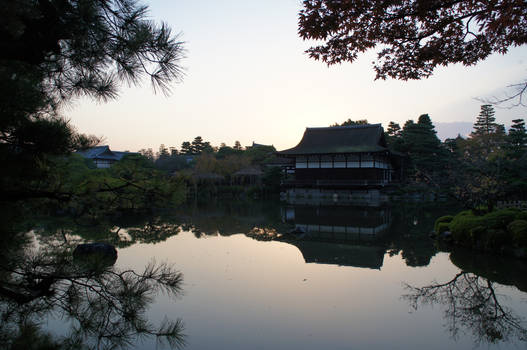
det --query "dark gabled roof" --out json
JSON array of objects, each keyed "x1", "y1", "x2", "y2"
[
  {"x1": 277, "y1": 124, "x2": 387, "y2": 155},
  {"x1": 76, "y1": 146, "x2": 135, "y2": 161},
  {"x1": 251, "y1": 141, "x2": 273, "y2": 148}
]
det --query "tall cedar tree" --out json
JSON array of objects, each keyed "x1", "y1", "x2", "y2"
[
  {"x1": 507, "y1": 118, "x2": 527, "y2": 158},
  {"x1": 471, "y1": 105, "x2": 499, "y2": 136},
  {"x1": 401, "y1": 114, "x2": 444, "y2": 176},
  {"x1": 469, "y1": 105, "x2": 506, "y2": 157},
  {"x1": 385, "y1": 121, "x2": 403, "y2": 151}
]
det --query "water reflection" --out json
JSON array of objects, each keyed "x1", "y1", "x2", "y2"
[
  {"x1": 279, "y1": 204, "x2": 390, "y2": 269},
  {"x1": 0, "y1": 232, "x2": 185, "y2": 350},
  {"x1": 289, "y1": 241, "x2": 386, "y2": 269},
  {"x1": 404, "y1": 249, "x2": 527, "y2": 345},
  {"x1": 170, "y1": 199, "x2": 453, "y2": 270},
  {"x1": 25, "y1": 199, "x2": 457, "y2": 273},
  {"x1": 2, "y1": 199, "x2": 526, "y2": 349},
  {"x1": 282, "y1": 205, "x2": 391, "y2": 239},
  {"x1": 33, "y1": 213, "x2": 182, "y2": 249},
  {"x1": 404, "y1": 272, "x2": 527, "y2": 345},
  {"x1": 449, "y1": 249, "x2": 527, "y2": 293}
]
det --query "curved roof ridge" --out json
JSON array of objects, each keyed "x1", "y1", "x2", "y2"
[{"x1": 277, "y1": 123, "x2": 386, "y2": 155}]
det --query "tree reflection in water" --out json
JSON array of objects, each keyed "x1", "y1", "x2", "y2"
[
  {"x1": 404, "y1": 272, "x2": 527, "y2": 345},
  {"x1": 0, "y1": 238, "x2": 185, "y2": 350}
]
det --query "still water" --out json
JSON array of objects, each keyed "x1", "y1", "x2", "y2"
[{"x1": 9, "y1": 199, "x2": 527, "y2": 349}]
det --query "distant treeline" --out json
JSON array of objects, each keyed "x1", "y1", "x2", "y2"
[
  {"x1": 381, "y1": 105, "x2": 526, "y2": 210},
  {"x1": 137, "y1": 137, "x2": 277, "y2": 176},
  {"x1": 334, "y1": 106, "x2": 526, "y2": 210}
]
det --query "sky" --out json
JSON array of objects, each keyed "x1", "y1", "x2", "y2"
[{"x1": 67, "y1": 0, "x2": 527, "y2": 152}]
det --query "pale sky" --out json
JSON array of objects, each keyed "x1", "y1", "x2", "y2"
[{"x1": 67, "y1": 0, "x2": 527, "y2": 152}]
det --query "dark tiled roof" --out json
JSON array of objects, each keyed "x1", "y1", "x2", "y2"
[
  {"x1": 278, "y1": 124, "x2": 387, "y2": 155},
  {"x1": 76, "y1": 146, "x2": 135, "y2": 161}
]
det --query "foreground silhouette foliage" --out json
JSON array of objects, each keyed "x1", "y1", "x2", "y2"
[
  {"x1": 299, "y1": 0, "x2": 526, "y2": 80},
  {"x1": 0, "y1": 0, "x2": 185, "y2": 205},
  {"x1": 0, "y1": 236, "x2": 185, "y2": 350},
  {"x1": 299, "y1": 0, "x2": 527, "y2": 106}
]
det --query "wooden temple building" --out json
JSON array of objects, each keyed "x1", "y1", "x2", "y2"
[
  {"x1": 76, "y1": 146, "x2": 136, "y2": 168},
  {"x1": 277, "y1": 124, "x2": 402, "y2": 189}
]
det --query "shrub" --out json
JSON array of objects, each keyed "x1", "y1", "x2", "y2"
[
  {"x1": 469, "y1": 225, "x2": 486, "y2": 245},
  {"x1": 481, "y1": 229, "x2": 512, "y2": 251},
  {"x1": 439, "y1": 209, "x2": 527, "y2": 252},
  {"x1": 508, "y1": 220, "x2": 527, "y2": 247},
  {"x1": 455, "y1": 210, "x2": 473, "y2": 217},
  {"x1": 449, "y1": 214, "x2": 486, "y2": 246},
  {"x1": 434, "y1": 215, "x2": 454, "y2": 233},
  {"x1": 484, "y1": 209, "x2": 518, "y2": 229},
  {"x1": 515, "y1": 211, "x2": 527, "y2": 221},
  {"x1": 437, "y1": 222, "x2": 450, "y2": 234}
]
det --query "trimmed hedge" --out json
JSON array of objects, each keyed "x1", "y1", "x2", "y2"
[
  {"x1": 435, "y1": 209, "x2": 527, "y2": 254},
  {"x1": 508, "y1": 220, "x2": 527, "y2": 247},
  {"x1": 436, "y1": 222, "x2": 451, "y2": 234},
  {"x1": 434, "y1": 215, "x2": 454, "y2": 232},
  {"x1": 484, "y1": 209, "x2": 519, "y2": 229},
  {"x1": 449, "y1": 215, "x2": 486, "y2": 246}
]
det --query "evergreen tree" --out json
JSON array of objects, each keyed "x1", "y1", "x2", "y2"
[
  {"x1": 469, "y1": 105, "x2": 506, "y2": 157},
  {"x1": 386, "y1": 122, "x2": 401, "y2": 137},
  {"x1": 385, "y1": 121, "x2": 403, "y2": 151},
  {"x1": 443, "y1": 135, "x2": 465, "y2": 154},
  {"x1": 471, "y1": 105, "x2": 498, "y2": 136},
  {"x1": 401, "y1": 114, "x2": 445, "y2": 176},
  {"x1": 138, "y1": 148, "x2": 154, "y2": 161},
  {"x1": 216, "y1": 144, "x2": 238, "y2": 159},
  {"x1": 190, "y1": 136, "x2": 213, "y2": 154},
  {"x1": 191, "y1": 136, "x2": 204, "y2": 154},
  {"x1": 180, "y1": 141, "x2": 192, "y2": 155},
  {"x1": 507, "y1": 119, "x2": 527, "y2": 158},
  {"x1": 157, "y1": 144, "x2": 170, "y2": 160},
  {"x1": 331, "y1": 118, "x2": 368, "y2": 127},
  {"x1": 202, "y1": 142, "x2": 214, "y2": 154},
  {"x1": 0, "y1": 0, "x2": 184, "y2": 201}
]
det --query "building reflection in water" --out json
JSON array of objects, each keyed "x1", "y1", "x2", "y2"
[{"x1": 280, "y1": 199, "x2": 391, "y2": 269}]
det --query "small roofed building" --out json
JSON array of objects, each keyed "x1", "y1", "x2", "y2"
[
  {"x1": 232, "y1": 166, "x2": 263, "y2": 185},
  {"x1": 77, "y1": 146, "x2": 136, "y2": 168},
  {"x1": 277, "y1": 124, "x2": 402, "y2": 188},
  {"x1": 250, "y1": 141, "x2": 272, "y2": 148}
]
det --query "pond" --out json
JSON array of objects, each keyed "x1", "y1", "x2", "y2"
[{"x1": 2, "y1": 199, "x2": 527, "y2": 349}]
